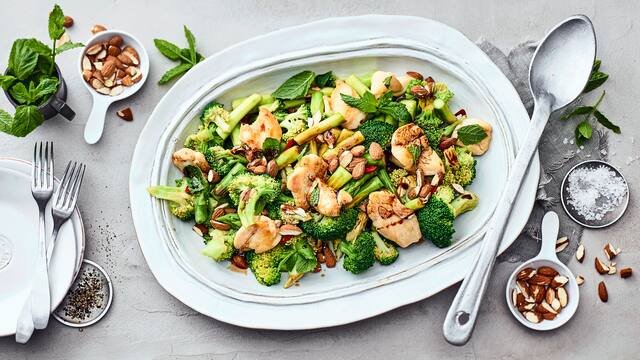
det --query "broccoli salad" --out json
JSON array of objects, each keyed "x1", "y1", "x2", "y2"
[{"x1": 148, "y1": 69, "x2": 493, "y2": 288}]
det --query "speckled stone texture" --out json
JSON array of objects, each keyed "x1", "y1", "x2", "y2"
[{"x1": 0, "y1": 1, "x2": 638, "y2": 359}]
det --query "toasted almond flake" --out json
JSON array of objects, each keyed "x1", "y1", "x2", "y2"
[
  {"x1": 524, "y1": 312, "x2": 540, "y2": 324},
  {"x1": 576, "y1": 244, "x2": 585, "y2": 263},
  {"x1": 576, "y1": 275, "x2": 585, "y2": 285},
  {"x1": 556, "y1": 236, "x2": 568, "y2": 246},
  {"x1": 550, "y1": 298, "x2": 561, "y2": 311},
  {"x1": 512, "y1": 288, "x2": 519, "y2": 307},
  {"x1": 452, "y1": 183, "x2": 465, "y2": 194},
  {"x1": 279, "y1": 224, "x2": 302, "y2": 236},
  {"x1": 192, "y1": 225, "x2": 204, "y2": 237},
  {"x1": 556, "y1": 287, "x2": 568, "y2": 308},
  {"x1": 604, "y1": 243, "x2": 621, "y2": 260},
  {"x1": 555, "y1": 241, "x2": 569, "y2": 253},
  {"x1": 595, "y1": 257, "x2": 610, "y2": 274}
]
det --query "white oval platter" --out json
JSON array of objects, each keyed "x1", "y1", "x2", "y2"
[{"x1": 129, "y1": 15, "x2": 539, "y2": 329}]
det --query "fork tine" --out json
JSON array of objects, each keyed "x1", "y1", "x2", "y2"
[
  {"x1": 63, "y1": 164, "x2": 83, "y2": 209},
  {"x1": 57, "y1": 162, "x2": 77, "y2": 208},
  {"x1": 67, "y1": 164, "x2": 85, "y2": 210},
  {"x1": 35, "y1": 142, "x2": 42, "y2": 187},
  {"x1": 47, "y1": 142, "x2": 54, "y2": 190},
  {"x1": 53, "y1": 161, "x2": 72, "y2": 206},
  {"x1": 32, "y1": 143, "x2": 37, "y2": 187}
]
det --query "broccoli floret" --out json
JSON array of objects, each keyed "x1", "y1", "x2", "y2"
[
  {"x1": 227, "y1": 173, "x2": 281, "y2": 227},
  {"x1": 434, "y1": 185, "x2": 456, "y2": 204},
  {"x1": 443, "y1": 146, "x2": 477, "y2": 187},
  {"x1": 389, "y1": 168, "x2": 409, "y2": 188},
  {"x1": 280, "y1": 104, "x2": 310, "y2": 141},
  {"x1": 147, "y1": 185, "x2": 194, "y2": 221},
  {"x1": 266, "y1": 195, "x2": 311, "y2": 224},
  {"x1": 415, "y1": 109, "x2": 443, "y2": 148},
  {"x1": 433, "y1": 82, "x2": 454, "y2": 103},
  {"x1": 404, "y1": 78, "x2": 424, "y2": 99},
  {"x1": 201, "y1": 229, "x2": 235, "y2": 261},
  {"x1": 300, "y1": 207, "x2": 359, "y2": 241},
  {"x1": 213, "y1": 163, "x2": 247, "y2": 196},
  {"x1": 184, "y1": 125, "x2": 225, "y2": 152},
  {"x1": 204, "y1": 146, "x2": 248, "y2": 178},
  {"x1": 372, "y1": 231, "x2": 399, "y2": 265},
  {"x1": 417, "y1": 190, "x2": 478, "y2": 248},
  {"x1": 345, "y1": 211, "x2": 369, "y2": 242},
  {"x1": 359, "y1": 119, "x2": 396, "y2": 149},
  {"x1": 245, "y1": 245, "x2": 288, "y2": 286},
  {"x1": 200, "y1": 101, "x2": 225, "y2": 125},
  {"x1": 339, "y1": 231, "x2": 375, "y2": 274}
]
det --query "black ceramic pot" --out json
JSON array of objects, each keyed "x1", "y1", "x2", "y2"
[{"x1": 3, "y1": 63, "x2": 75, "y2": 121}]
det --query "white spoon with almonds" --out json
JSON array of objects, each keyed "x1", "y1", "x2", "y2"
[
  {"x1": 505, "y1": 211, "x2": 580, "y2": 331},
  {"x1": 79, "y1": 30, "x2": 149, "y2": 144}
]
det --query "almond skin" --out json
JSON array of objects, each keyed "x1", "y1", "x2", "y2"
[
  {"x1": 595, "y1": 257, "x2": 610, "y2": 274},
  {"x1": 598, "y1": 281, "x2": 608, "y2": 302},
  {"x1": 537, "y1": 266, "x2": 559, "y2": 277},
  {"x1": 620, "y1": 267, "x2": 633, "y2": 279}
]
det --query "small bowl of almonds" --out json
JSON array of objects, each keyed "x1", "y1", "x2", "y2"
[
  {"x1": 505, "y1": 211, "x2": 580, "y2": 330},
  {"x1": 79, "y1": 30, "x2": 149, "y2": 144}
]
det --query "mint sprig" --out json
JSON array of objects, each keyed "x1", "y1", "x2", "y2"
[
  {"x1": 154, "y1": 25, "x2": 203, "y2": 85},
  {"x1": 340, "y1": 91, "x2": 411, "y2": 123}
]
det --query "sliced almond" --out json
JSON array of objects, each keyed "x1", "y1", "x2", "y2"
[
  {"x1": 595, "y1": 257, "x2": 610, "y2": 274},
  {"x1": 85, "y1": 43, "x2": 103, "y2": 56},
  {"x1": 576, "y1": 244, "x2": 585, "y2": 263},
  {"x1": 192, "y1": 224, "x2": 206, "y2": 237},
  {"x1": 337, "y1": 190, "x2": 352, "y2": 206},
  {"x1": 540, "y1": 301, "x2": 557, "y2": 314},
  {"x1": 517, "y1": 267, "x2": 536, "y2": 281},
  {"x1": 131, "y1": 71, "x2": 143, "y2": 83},
  {"x1": 550, "y1": 298, "x2": 561, "y2": 311},
  {"x1": 537, "y1": 266, "x2": 559, "y2": 277},
  {"x1": 576, "y1": 275, "x2": 585, "y2": 285},
  {"x1": 210, "y1": 220, "x2": 230, "y2": 231},
  {"x1": 94, "y1": 61, "x2": 103, "y2": 71},
  {"x1": 279, "y1": 224, "x2": 302, "y2": 236},
  {"x1": 545, "y1": 287, "x2": 556, "y2": 305},
  {"x1": 555, "y1": 236, "x2": 569, "y2": 253},
  {"x1": 122, "y1": 51, "x2": 139, "y2": 65},
  {"x1": 90, "y1": 78, "x2": 104, "y2": 89},
  {"x1": 528, "y1": 274, "x2": 552, "y2": 286},
  {"x1": 516, "y1": 280, "x2": 531, "y2": 297},
  {"x1": 56, "y1": 32, "x2": 70, "y2": 48},
  {"x1": 542, "y1": 312, "x2": 557, "y2": 321},
  {"x1": 82, "y1": 56, "x2": 93, "y2": 71},
  {"x1": 603, "y1": 243, "x2": 621, "y2": 260},
  {"x1": 511, "y1": 288, "x2": 519, "y2": 307},
  {"x1": 556, "y1": 286, "x2": 568, "y2": 308},
  {"x1": 524, "y1": 312, "x2": 540, "y2": 324},
  {"x1": 608, "y1": 262, "x2": 617, "y2": 275},
  {"x1": 95, "y1": 49, "x2": 107, "y2": 60},
  {"x1": 530, "y1": 284, "x2": 545, "y2": 304},
  {"x1": 452, "y1": 183, "x2": 466, "y2": 194},
  {"x1": 116, "y1": 107, "x2": 133, "y2": 121},
  {"x1": 339, "y1": 151, "x2": 353, "y2": 168},
  {"x1": 121, "y1": 75, "x2": 134, "y2": 87},
  {"x1": 82, "y1": 70, "x2": 92, "y2": 82},
  {"x1": 96, "y1": 87, "x2": 110, "y2": 95},
  {"x1": 109, "y1": 85, "x2": 124, "y2": 96},
  {"x1": 550, "y1": 275, "x2": 569, "y2": 288}
]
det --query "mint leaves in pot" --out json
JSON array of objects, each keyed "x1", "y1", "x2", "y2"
[{"x1": 154, "y1": 26, "x2": 204, "y2": 84}]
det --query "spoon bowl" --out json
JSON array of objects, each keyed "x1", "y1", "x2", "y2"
[
  {"x1": 505, "y1": 212, "x2": 579, "y2": 330},
  {"x1": 79, "y1": 30, "x2": 149, "y2": 144},
  {"x1": 529, "y1": 15, "x2": 596, "y2": 110}
]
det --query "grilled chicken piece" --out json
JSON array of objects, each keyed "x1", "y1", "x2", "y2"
[
  {"x1": 453, "y1": 118, "x2": 493, "y2": 155},
  {"x1": 172, "y1": 148, "x2": 210, "y2": 173},
  {"x1": 390, "y1": 123, "x2": 444, "y2": 176},
  {"x1": 330, "y1": 80, "x2": 367, "y2": 130},
  {"x1": 366, "y1": 190, "x2": 422, "y2": 248},
  {"x1": 286, "y1": 154, "x2": 328, "y2": 209},
  {"x1": 370, "y1": 71, "x2": 404, "y2": 98},
  {"x1": 239, "y1": 108, "x2": 282, "y2": 150},
  {"x1": 234, "y1": 215, "x2": 281, "y2": 254},
  {"x1": 311, "y1": 179, "x2": 341, "y2": 217}
]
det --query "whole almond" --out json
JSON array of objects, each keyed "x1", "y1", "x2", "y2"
[
  {"x1": 63, "y1": 16, "x2": 74, "y2": 28},
  {"x1": 101, "y1": 60, "x2": 116, "y2": 78},
  {"x1": 91, "y1": 24, "x2": 107, "y2": 34},
  {"x1": 107, "y1": 45, "x2": 121, "y2": 56},
  {"x1": 108, "y1": 35, "x2": 123, "y2": 47},
  {"x1": 210, "y1": 220, "x2": 230, "y2": 231},
  {"x1": 620, "y1": 267, "x2": 632, "y2": 279},
  {"x1": 323, "y1": 245, "x2": 337, "y2": 268},
  {"x1": 117, "y1": 53, "x2": 133, "y2": 66},
  {"x1": 542, "y1": 312, "x2": 557, "y2": 321},
  {"x1": 339, "y1": 151, "x2": 353, "y2": 168},
  {"x1": 328, "y1": 157, "x2": 339, "y2": 173},
  {"x1": 267, "y1": 160, "x2": 278, "y2": 178},
  {"x1": 369, "y1": 142, "x2": 384, "y2": 160},
  {"x1": 528, "y1": 274, "x2": 552, "y2": 286},
  {"x1": 231, "y1": 254, "x2": 248, "y2": 269},
  {"x1": 537, "y1": 266, "x2": 559, "y2": 277},
  {"x1": 598, "y1": 281, "x2": 608, "y2": 302},
  {"x1": 576, "y1": 244, "x2": 585, "y2": 263},
  {"x1": 82, "y1": 70, "x2": 92, "y2": 82},
  {"x1": 351, "y1": 161, "x2": 365, "y2": 180},
  {"x1": 85, "y1": 43, "x2": 103, "y2": 56},
  {"x1": 350, "y1": 145, "x2": 365, "y2": 157}
]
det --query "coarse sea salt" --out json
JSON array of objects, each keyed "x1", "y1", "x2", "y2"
[{"x1": 566, "y1": 165, "x2": 627, "y2": 221}]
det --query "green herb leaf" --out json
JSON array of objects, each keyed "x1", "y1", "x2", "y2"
[
  {"x1": 378, "y1": 98, "x2": 412, "y2": 124},
  {"x1": 55, "y1": 41, "x2": 84, "y2": 54},
  {"x1": 584, "y1": 71, "x2": 608, "y2": 93},
  {"x1": 456, "y1": 124, "x2": 488, "y2": 145},
  {"x1": 9, "y1": 83, "x2": 31, "y2": 104},
  {"x1": 383, "y1": 75, "x2": 392, "y2": 88},
  {"x1": 0, "y1": 110, "x2": 14, "y2": 134},
  {"x1": 309, "y1": 186, "x2": 320, "y2": 207},
  {"x1": 262, "y1": 137, "x2": 281, "y2": 158},
  {"x1": 592, "y1": 59, "x2": 601, "y2": 72},
  {"x1": 0, "y1": 75, "x2": 17, "y2": 91},
  {"x1": 23, "y1": 38, "x2": 53, "y2": 57},
  {"x1": 183, "y1": 25, "x2": 197, "y2": 63},
  {"x1": 11, "y1": 105, "x2": 44, "y2": 137},
  {"x1": 154, "y1": 39, "x2": 183, "y2": 61},
  {"x1": 11, "y1": 43, "x2": 38, "y2": 80},
  {"x1": 407, "y1": 144, "x2": 422, "y2": 166},
  {"x1": 593, "y1": 110, "x2": 620, "y2": 134},
  {"x1": 560, "y1": 106, "x2": 594, "y2": 120},
  {"x1": 575, "y1": 120, "x2": 592, "y2": 146},
  {"x1": 314, "y1": 71, "x2": 336, "y2": 87},
  {"x1": 29, "y1": 77, "x2": 59, "y2": 103},
  {"x1": 272, "y1": 71, "x2": 315, "y2": 100},
  {"x1": 158, "y1": 63, "x2": 192, "y2": 84},
  {"x1": 48, "y1": 5, "x2": 66, "y2": 41},
  {"x1": 340, "y1": 91, "x2": 377, "y2": 113},
  {"x1": 180, "y1": 49, "x2": 204, "y2": 64}
]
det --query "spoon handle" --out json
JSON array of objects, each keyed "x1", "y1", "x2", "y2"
[
  {"x1": 540, "y1": 211, "x2": 560, "y2": 260},
  {"x1": 442, "y1": 94, "x2": 553, "y2": 345},
  {"x1": 84, "y1": 99, "x2": 110, "y2": 145}
]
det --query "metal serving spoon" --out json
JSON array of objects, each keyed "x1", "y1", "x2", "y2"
[{"x1": 442, "y1": 15, "x2": 596, "y2": 345}]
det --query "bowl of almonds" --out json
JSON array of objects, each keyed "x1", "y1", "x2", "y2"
[
  {"x1": 79, "y1": 30, "x2": 149, "y2": 144},
  {"x1": 505, "y1": 212, "x2": 580, "y2": 330}
]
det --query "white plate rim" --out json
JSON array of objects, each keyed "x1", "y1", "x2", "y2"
[
  {"x1": 129, "y1": 15, "x2": 540, "y2": 329},
  {"x1": 0, "y1": 157, "x2": 85, "y2": 337}
]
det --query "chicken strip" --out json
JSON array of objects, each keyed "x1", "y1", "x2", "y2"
[
  {"x1": 366, "y1": 190, "x2": 422, "y2": 248},
  {"x1": 311, "y1": 179, "x2": 341, "y2": 217},
  {"x1": 234, "y1": 215, "x2": 281, "y2": 254},
  {"x1": 239, "y1": 108, "x2": 282, "y2": 150},
  {"x1": 286, "y1": 154, "x2": 328, "y2": 209},
  {"x1": 172, "y1": 148, "x2": 210, "y2": 173},
  {"x1": 330, "y1": 80, "x2": 367, "y2": 130}
]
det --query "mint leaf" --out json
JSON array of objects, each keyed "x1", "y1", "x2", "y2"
[
  {"x1": 383, "y1": 75, "x2": 392, "y2": 88},
  {"x1": 584, "y1": 71, "x2": 608, "y2": 93},
  {"x1": 456, "y1": 124, "x2": 487, "y2": 145},
  {"x1": 158, "y1": 63, "x2": 192, "y2": 84},
  {"x1": 48, "y1": 5, "x2": 66, "y2": 41},
  {"x1": 575, "y1": 120, "x2": 592, "y2": 146},
  {"x1": 407, "y1": 144, "x2": 422, "y2": 166},
  {"x1": 9, "y1": 83, "x2": 31, "y2": 104},
  {"x1": 30, "y1": 77, "x2": 58, "y2": 103},
  {"x1": 272, "y1": 71, "x2": 315, "y2": 100},
  {"x1": 560, "y1": 106, "x2": 593, "y2": 120},
  {"x1": 56, "y1": 41, "x2": 84, "y2": 54},
  {"x1": 593, "y1": 110, "x2": 620, "y2": 134},
  {"x1": 0, "y1": 75, "x2": 17, "y2": 90},
  {"x1": 378, "y1": 99, "x2": 411, "y2": 124},
  {"x1": 340, "y1": 91, "x2": 377, "y2": 113},
  {"x1": 314, "y1": 71, "x2": 335, "y2": 87},
  {"x1": 11, "y1": 105, "x2": 44, "y2": 137},
  {"x1": 180, "y1": 49, "x2": 204, "y2": 63},
  {"x1": 592, "y1": 59, "x2": 601, "y2": 72},
  {"x1": 154, "y1": 39, "x2": 183, "y2": 61},
  {"x1": 0, "y1": 110, "x2": 13, "y2": 134},
  {"x1": 309, "y1": 186, "x2": 320, "y2": 207},
  {"x1": 23, "y1": 38, "x2": 53, "y2": 57},
  {"x1": 183, "y1": 25, "x2": 197, "y2": 64},
  {"x1": 12, "y1": 43, "x2": 38, "y2": 80}
]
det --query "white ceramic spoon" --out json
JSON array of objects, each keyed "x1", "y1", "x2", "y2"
[
  {"x1": 79, "y1": 30, "x2": 149, "y2": 144},
  {"x1": 505, "y1": 211, "x2": 580, "y2": 330}
]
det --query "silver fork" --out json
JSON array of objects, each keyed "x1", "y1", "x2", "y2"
[{"x1": 47, "y1": 161, "x2": 86, "y2": 261}]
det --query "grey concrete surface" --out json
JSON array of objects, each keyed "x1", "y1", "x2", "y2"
[{"x1": 0, "y1": 1, "x2": 638, "y2": 359}]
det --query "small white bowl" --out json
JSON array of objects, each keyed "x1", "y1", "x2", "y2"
[
  {"x1": 78, "y1": 30, "x2": 149, "y2": 144},
  {"x1": 505, "y1": 212, "x2": 580, "y2": 331}
]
